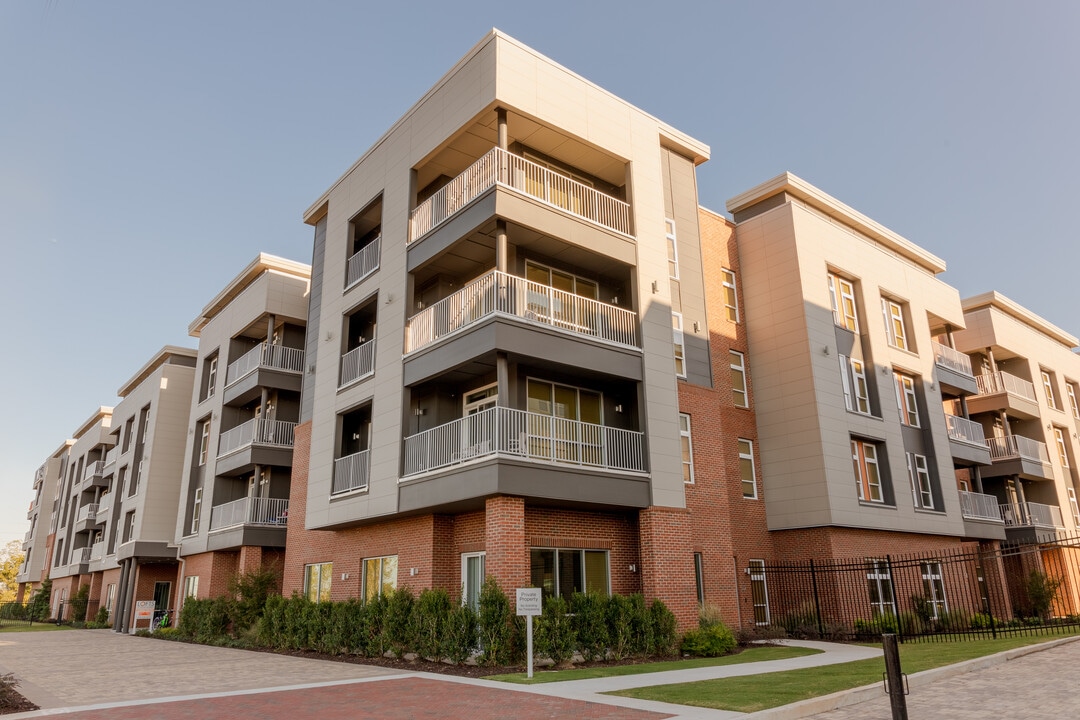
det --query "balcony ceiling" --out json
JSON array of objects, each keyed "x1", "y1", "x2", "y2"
[{"x1": 417, "y1": 111, "x2": 627, "y2": 192}]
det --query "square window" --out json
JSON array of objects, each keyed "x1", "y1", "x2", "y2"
[
  {"x1": 530, "y1": 548, "x2": 609, "y2": 600},
  {"x1": 363, "y1": 556, "x2": 397, "y2": 602},
  {"x1": 304, "y1": 562, "x2": 333, "y2": 603}
]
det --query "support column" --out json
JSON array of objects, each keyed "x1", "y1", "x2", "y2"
[
  {"x1": 484, "y1": 496, "x2": 527, "y2": 606},
  {"x1": 495, "y1": 219, "x2": 508, "y2": 274},
  {"x1": 497, "y1": 108, "x2": 508, "y2": 150},
  {"x1": 496, "y1": 353, "x2": 509, "y2": 408},
  {"x1": 112, "y1": 558, "x2": 130, "y2": 632},
  {"x1": 638, "y1": 506, "x2": 697, "y2": 631}
]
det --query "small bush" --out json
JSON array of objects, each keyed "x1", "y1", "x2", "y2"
[
  {"x1": 569, "y1": 592, "x2": 608, "y2": 661},
  {"x1": 854, "y1": 613, "x2": 898, "y2": 636},
  {"x1": 648, "y1": 599, "x2": 678, "y2": 656},
  {"x1": 442, "y1": 602, "x2": 478, "y2": 664},
  {"x1": 413, "y1": 588, "x2": 452, "y2": 660},
  {"x1": 937, "y1": 608, "x2": 970, "y2": 632},
  {"x1": 477, "y1": 578, "x2": 513, "y2": 666},
  {"x1": 969, "y1": 612, "x2": 992, "y2": 630},
  {"x1": 383, "y1": 587, "x2": 415, "y2": 656},
  {"x1": 681, "y1": 623, "x2": 737, "y2": 657},
  {"x1": 605, "y1": 593, "x2": 636, "y2": 660},
  {"x1": 154, "y1": 627, "x2": 181, "y2": 640},
  {"x1": 94, "y1": 607, "x2": 110, "y2": 625},
  {"x1": 535, "y1": 595, "x2": 575, "y2": 665},
  {"x1": 70, "y1": 584, "x2": 90, "y2": 623},
  {"x1": 177, "y1": 597, "x2": 230, "y2": 642},
  {"x1": 1026, "y1": 570, "x2": 1063, "y2": 620},
  {"x1": 228, "y1": 567, "x2": 279, "y2": 632}
]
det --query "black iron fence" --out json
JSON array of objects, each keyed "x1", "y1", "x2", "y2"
[
  {"x1": 743, "y1": 533, "x2": 1080, "y2": 643},
  {"x1": 0, "y1": 601, "x2": 47, "y2": 627}
]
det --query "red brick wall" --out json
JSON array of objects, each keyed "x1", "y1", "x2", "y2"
[
  {"x1": 127, "y1": 562, "x2": 181, "y2": 630},
  {"x1": 638, "y1": 506, "x2": 697, "y2": 630},
  {"x1": 182, "y1": 550, "x2": 239, "y2": 600},
  {"x1": 525, "y1": 507, "x2": 640, "y2": 596}
]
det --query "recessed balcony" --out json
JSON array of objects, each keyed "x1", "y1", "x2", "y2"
[
  {"x1": 215, "y1": 418, "x2": 296, "y2": 476},
  {"x1": 83, "y1": 461, "x2": 106, "y2": 486},
  {"x1": 405, "y1": 270, "x2": 639, "y2": 355},
  {"x1": 332, "y1": 449, "x2": 371, "y2": 495},
  {"x1": 983, "y1": 434, "x2": 1054, "y2": 482},
  {"x1": 933, "y1": 341, "x2": 978, "y2": 395},
  {"x1": 1001, "y1": 501, "x2": 1064, "y2": 529},
  {"x1": 103, "y1": 447, "x2": 118, "y2": 473},
  {"x1": 74, "y1": 503, "x2": 100, "y2": 533},
  {"x1": 345, "y1": 235, "x2": 381, "y2": 290},
  {"x1": 969, "y1": 371, "x2": 1040, "y2": 420},
  {"x1": 206, "y1": 496, "x2": 289, "y2": 551},
  {"x1": 89, "y1": 541, "x2": 105, "y2": 561},
  {"x1": 945, "y1": 414, "x2": 991, "y2": 465},
  {"x1": 409, "y1": 147, "x2": 632, "y2": 245},
  {"x1": 339, "y1": 339, "x2": 376, "y2": 388},
  {"x1": 959, "y1": 491, "x2": 1002, "y2": 522}
]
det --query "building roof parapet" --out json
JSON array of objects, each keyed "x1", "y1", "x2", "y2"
[
  {"x1": 188, "y1": 253, "x2": 311, "y2": 337},
  {"x1": 117, "y1": 345, "x2": 198, "y2": 397},
  {"x1": 962, "y1": 291, "x2": 1078, "y2": 349}
]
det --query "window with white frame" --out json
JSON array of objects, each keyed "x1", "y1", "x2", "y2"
[
  {"x1": 183, "y1": 575, "x2": 199, "y2": 600},
  {"x1": 1067, "y1": 382, "x2": 1080, "y2": 419},
  {"x1": 672, "y1": 312, "x2": 686, "y2": 378},
  {"x1": 461, "y1": 553, "x2": 485, "y2": 612},
  {"x1": 827, "y1": 273, "x2": 858, "y2": 331},
  {"x1": 839, "y1": 355, "x2": 872, "y2": 415},
  {"x1": 1054, "y1": 427, "x2": 1070, "y2": 468},
  {"x1": 739, "y1": 439, "x2": 757, "y2": 499},
  {"x1": 530, "y1": 548, "x2": 609, "y2": 600},
  {"x1": 907, "y1": 453, "x2": 935, "y2": 509},
  {"x1": 304, "y1": 562, "x2": 333, "y2": 603},
  {"x1": 363, "y1": 556, "x2": 397, "y2": 602},
  {"x1": 1042, "y1": 370, "x2": 1059, "y2": 410},
  {"x1": 893, "y1": 372, "x2": 920, "y2": 427},
  {"x1": 1069, "y1": 488, "x2": 1080, "y2": 526},
  {"x1": 105, "y1": 583, "x2": 117, "y2": 612},
  {"x1": 866, "y1": 559, "x2": 896, "y2": 618},
  {"x1": 920, "y1": 562, "x2": 947, "y2": 619},
  {"x1": 721, "y1": 269, "x2": 739, "y2": 322},
  {"x1": 749, "y1": 559, "x2": 769, "y2": 625},
  {"x1": 665, "y1": 219, "x2": 679, "y2": 279},
  {"x1": 190, "y1": 487, "x2": 203, "y2": 535},
  {"x1": 198, "y1": 419, "x2": 210, "y2": 465},
  {"x1": 679, "y1": 413, "x2": 694, "y2": 483},
  {"x1": 852, "y1": 440, "x2": 884, "y2": 503},
  {"x1": 881, "y1": 298, "x2": 909, "y2": 351},
  {"x1": 730, "y1": 351, "x2": 748, "y2": 408}
]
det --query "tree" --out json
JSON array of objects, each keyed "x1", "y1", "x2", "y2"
[{"x1": 0, "y1": 540, "x2": 24, "y2": 603}]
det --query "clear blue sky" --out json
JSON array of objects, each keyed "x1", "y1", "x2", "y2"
[{"x1": 2, "y1": 0, "x2": 1077, "y2": 545}]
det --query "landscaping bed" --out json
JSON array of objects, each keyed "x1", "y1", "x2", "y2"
[{"x1": 0, "y1": 675, "x2": 37, "y2": 716}]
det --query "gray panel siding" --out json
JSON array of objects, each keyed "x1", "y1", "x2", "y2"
[{"x1": 301, "y1": 218, "x2": 327, "y2": 423}]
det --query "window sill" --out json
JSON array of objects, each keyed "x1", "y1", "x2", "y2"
[
  {"x1": 858, "y1": 500, "x2": 896, "y2": 510},
  {"x1": 914, "y1": 507, "x2": 946, "y2": 516},
  {"x1": 845, "y1": 408, "x2": 884, "y2": 421}
]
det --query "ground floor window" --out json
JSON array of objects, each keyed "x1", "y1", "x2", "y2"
[
  {"x1": 304, "y1": 562, "x2": 333, "y2": 603},
  {"x1": 461, "y1": 553, "x2": 485, "y2": 611},
  {"x1": 920, "y1": 562, "x2": 947, "y2": 619},
  {"x1": 530, "y1": 548, "x2": 609, "y2": 600},
  {"x1": 866, "y1": 559, "x2": 895, "y2": 618},
  {"x1": 183, "y1": 576, "x2": 198, "y2": 600},
  {"x1": 105, "y1": 583, "x2": 117, "y2": 612},
  {"x1": 749, "y1": 559, "x2": 769, "y2": 625},
  {"x1": 363, "y1": 556, "x2": 398, "y2": 602},
  {"x1": 694, "y1": 553, "x2": 705, "y2": 605}
]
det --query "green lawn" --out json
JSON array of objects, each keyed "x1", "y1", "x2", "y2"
[
  {"x1": 489, "y1": 645, "x2": 821, "y2": 684},
  {"x1": 610, "y1": 631, "x2": 1080, "y2": 713},
  {"x1": 0, "y1": 624, "x2": 74, "y2": 633}
]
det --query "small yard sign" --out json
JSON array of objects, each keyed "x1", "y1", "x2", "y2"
[{"x1": 516, "y1": 588, "x2": 543, "y2": 678}]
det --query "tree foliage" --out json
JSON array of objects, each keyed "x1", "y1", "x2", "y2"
[{"x1": 0, "y1": 540, "x2": 25, "y2": 603}]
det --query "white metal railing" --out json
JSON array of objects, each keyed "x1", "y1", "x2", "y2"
[
  {"x1": 959, "y1": 491, "x2": 1002, "y2": 522},
  {"x1": 83, "y1": 460, "x2": 105, "y2": 483},
  {"x1": 209, "y1": 496, "x2": 289, "y2": 531},
  {"x1": 76, "y1": 503, "x2": 99, "y2": 524},
  {"x1": 405, "y1": 270, "x2": 638, "y2": 353},
  {"x1": 217, "y1": 418, "x2": 296, "y2": 458},
  {"x1": 986, "y1": 434, "x2": 1051, "y2": 464},
  {"x1": 345, "y1": 235, "x2": 381, "y2": 289},
  {"x1": 1001, "y1": 501, "x2": 1064, "y2": 529},
  {"x1": 975, "y1": 371, "x2": 1037, "y2": 403},
  {"x1": 225, "y1": 343, "x2": 305, "y2": 387},
  {"x1": 932, "y1": 341, "x2": 974, "y2": 377},
  {"x1": 72, "y1": 547, "x2": 92, "y2": 564},
  {"x1": 403, "y1": 406, "x2": 646, "y2": 477},
  {"x1": 103, "y1": 447, "x2": 119, "y2": 468},
  {"x1": 332, "y1": 449, "x2": 371, "y2": 495},
  {"x1": 945, "y1": 414, "x2": 987, "y2": 446},
  {"x1": 339, "y1": 339, "x2": 376, "y2": 387},
  {"x1": 90, "y1": 541, "x2": 105, "y2": 561},
  {"x1": 409, "y1": 147, "x2": 631, "y2": 241}
]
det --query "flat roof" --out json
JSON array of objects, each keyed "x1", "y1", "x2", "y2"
[
  {"x1": 188, "y1": 253, "x2": 310, "y2": 337},
  {"x1": 117, "y1": 345, "x2": 198, "y2": 397},
  {"x1": 71, "y1": 406, "x2": 113, "y2": 440},
  {"x1": 962, "y1": 291, "x2": 1078, "y2": 348}
]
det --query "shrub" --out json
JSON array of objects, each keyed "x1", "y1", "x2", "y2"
[
  {"x1": 383, "y1": 587, "x2": 415, "y2": 656},
  {"x1": 413, "y1": 588, "x2": 452, "y2": 660},
  {"x1": 1026, "y1": 570, "x2": 1063, "y2": 620},
  {"x1": 854, "y1": 613, "x2": 897, "y2": 636},
  {"x1": 26, "y1": 578, "x2": 51, "y2": 622},
  {"x1": 535, "y1": 595, "x2": 575, "y2": 665},
  {"x1": 94, "y1": 606, "x2": 110, "y2": 626},
  {"x1": 605, "y1": 593, "x2": 636, "y2": 660},
  {"x1": 227, "y1": 567, "x2": 279, "y2": 632},
  {"x1": 442, "y1": 602, "x2": 478, "y2": 664},
  {"x1": 70, "y1": 584, "x2": 90, "y2": 623},
  {"x1": 177, "y1": 597, "x2": 230, "y2": 642},
  {"x1": 477, "y1": 577, "x2": 513, "y2": 666},
  {"x1": 969, "y1": 612, "x2": 992, "y2": 630},
  {"x1": 681, "y1": 623, "x2": 737, "y2": 657},
  {"x1": 937, "y1": 608, "x2": 970, "y2": 632},
  {"x1": 154, "y1": 627, "x2": 181, "y2": 640},
  {"x1": 648, "y1": 599, "x2": 678, "y2": 657},
  {"x1": 570, "y1": 592, "x2": 609, "y2": 661}
]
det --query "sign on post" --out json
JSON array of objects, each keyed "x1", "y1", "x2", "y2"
[
  {"x1": 516, "y1": 588, "x2": 543, "y2": 678},
  {"x1": 133, "y1": 601, "x2": 156, "y2": 633}
]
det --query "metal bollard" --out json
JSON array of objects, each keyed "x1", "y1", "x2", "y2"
[{"x1": 881, "y1": 633, "x2": 909, "y2": 720}]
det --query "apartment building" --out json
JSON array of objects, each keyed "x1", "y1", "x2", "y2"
[
  {"x1": 15, "y1": 440, "x2": 72, "y2": 601},
  {"x1": 282, "y1": 29, "x2": 715, "y2": 625},
  {"x1": 726, "y1": 172, "x2": 1006, "y2": 564},
  {"x1": 175, "y1": 254, "x2": 310, "y2": 601}
]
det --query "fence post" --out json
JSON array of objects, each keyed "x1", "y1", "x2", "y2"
[
  {"x1": 886, "y1": 555, "x2": 902, "y2": 642},
  {"x1": 882, "y1": 633, "x2": 909, "y2": 720},
  {"x1": 810, "y1": 559, "x2": 825, "y2": 639},
  {"x1": 977, "y1": 548, "x2": 998, "y2": 640}
]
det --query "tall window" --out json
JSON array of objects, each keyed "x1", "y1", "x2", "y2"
[
  {"x1": 739, "y1": 439, "x2": 757, "y2": 499},
  {"x1": 198, "y1": 420, "x2": 210, "y2": 465},
  {"x1": 1054, "y1": 427, "x2": 1070, "y2": 468},
  {"x1": 721, "y1": 269, "x2": 739, "y2": 322},
  {"x1": 123, "y1": 511, "x2": 136, "y2": 543},
  {"x1": 461, "y1": 553, "x2": 485, "y2": 612},
  {"x1": 672, "y1": 312, "x2": 686, "y2": 378},
  {"x1": 839, "y1": 355, "x2": 871, "y2": 415},
  {"x1": 827, "y1": 273, "x2": 858, "y2": 331},
  {"x1": 530, "y1": 548, "x2": 609, "y2": 600},
  {"x1": 304, "y1": 562, "x2": 333, "y2": 603},
  {"x1": 1067, "y1": 382, "x2": 1080, "y2": 419},
  {"x1": 679, "y1": 414, "x2": 694, "y2": 483},
  {"x1": 183, "y1": 576, "x2": 199, "y2": 600},
  {"x1": 204, "y1": 355, "x2": 218, "y2": 401},
  {"x1": 1069, "y1": 488, "x2": 1080, "y2": 526},
  {"x1": 694, "y1": 553, "x2": 705, "y2": 605},
  {"x1": 907, "y1": 453, "x2": 934, "y2": 509},
  {"x1": 105, "y1": 583, "x2": 116, "y2": 612},
  {"x1": 1042, "y1": 370, "x2": 1058, "y2": 410},
  {"x1": 866, "y1": 560, "x2": 895, "y2": 618},
  {"x1": 852, "y1": 440, "x2": 883, "y2": 503},
  {"x1": 363, "y1": 556, "x2": 397, "y2": 602},
  {"x1": 920, "y1": 562, "x2": 947, "y2": 619},
  {"x1": 190, "y1": 488, "x2": 203, "y2": 534},
  {"x1": 881, "y1": 298, "x2": 909, "y2": 350},
  {"x1": 749, "y1": 559, "x2": 769, "y2": 625},
  {"x1": 665, "y1": 219, "x2": 679, "y2": 279},
  {"x1": 893, "y1": 372, "x2": 920, "y2": 426},
  {"x1": 730, "y1": 351, "x2": 748, "y2": 408}
]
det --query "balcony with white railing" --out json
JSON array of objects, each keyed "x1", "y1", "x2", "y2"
[
  {"x1": 103, "y1": 447, "x2": 118, "y2": 471},
  {"x1": 408, "y1": 147, "x2": 632, "y2": 243},
  {"x1": 89, "y1": 541, "x2": 105, "y2": 561},
  {"x1": 403, "y1": 406, "x2": 646, "y2": 477},
  {"x1": 340, "y1": 339, "x2": 376, "y2": 388},
  {"x1": 332, "y1": 450, "x2": 371, "y2": 495},
  {"x1": 76, "y1": 503, "x2": 99, "y2": 524},
  {"x1": 975, "y1": 371, "x2": 1037, "y2": 402},
  {"x1": 932, "y1": 341, "x2": 975, "y2": 378},
  {"x1": 1001, "y1": 501, "x2": 1064, "y2": 529},
  {"x1": 986, "y1": 434, "x2": 1051, "y2": 464},
  {"x1": 217, "y1": 418, "x2": 296, "y2": 459},
  {"x1": 345, "y1": 235, "x2": 381, "y2": 290},
  {"x1": 405, "y1": 270, "x2": 638, "y2": 354},
  {"x1": 946, "y1": 415, "x2": 987, "y2": 446},
  {"x1": 72, "y1": 547, "x2": 92, "y2": 565},
  {"x1": 959, "y1": 491, "x2": 1003, "y2": 522},
  {"x1": 209, "y1": 497, "x2": 289, "y2": 532},
  {"x1": 225, "y1": 343, "x2": 305, "y2": 388},
  {"x1": 83, "y1": 460, "x2": 106, "y2": 484}
]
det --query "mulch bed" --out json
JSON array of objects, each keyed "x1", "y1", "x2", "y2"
[{"x1": 0, "y1": 678, "x2": 38, "y2": 715}]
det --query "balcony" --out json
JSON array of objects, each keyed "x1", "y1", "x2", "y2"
[
  {"x1": 89, "y1": 541, "x2": 105, "y2": 561},
  {"x1": 71, "y1": 547, "x2": 92, "y2": 566},
  {"x1": 339, "y1": 339, "x2": 376, "y2": 388},
  {"x1": 405, "y1": 270, "x2": 639, "y2": 355},
  {"x1": 345, "y1": 235, "x2": 381, "y2": 290},
  {"x1": 403, "y1": 406, "x2": 645, "y2": 477},
  {"x1": 216, "y1": 418, "x2": 297, "y2": 476},
  {"x1": 983, "y1": 435, "x2": 1054, "y2": 482},
  {"x1": 933, "y1": 341, "x2": 978, "y2": 395},
  {"x1": 1001, "y1": 501, "x2": 1064, "y2": 529},
  {"x1": 945, "y1": 414, "x2": 991, "y2": 465},
  {"x1": 409, "y1": 147, "x2": 632, "y2": 244},
  {"x1": 332, "y1": 450, "x2": 371, "y2": 495},
  {"x1": 969, "y1": 371, "x2": 1040, "y2": 420},
  {"x1": 209, "y1": 496, "x2": 289, "y2": 532},
  {"x1": 103, "y1": 447, "x2": 119, "y2": 472},
  {"x1": 225, "y1": 343, "x2": 305, "y2": 388},
  {"x1": 83, "y1": 460, "x2": 106, "y2": 485},
  {"x1": 959, "y1": 491, "x2": 1003, "y2": 522},
  {"x1": 76, "y1": 503, "x2": 99, "y2": 524}
]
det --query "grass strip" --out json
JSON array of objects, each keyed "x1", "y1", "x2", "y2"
[{"x1": 0, "y1": 624, "x2": 75, "y2": 633}]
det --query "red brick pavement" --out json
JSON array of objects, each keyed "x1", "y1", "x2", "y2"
[{"x1": 51, "y1": 678, "x2": 673, "y2": 719}]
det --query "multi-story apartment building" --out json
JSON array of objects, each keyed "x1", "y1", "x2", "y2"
[
  {"x1": 726, "y1": 172, "x2": 1006, "y2": 564},
  {"x1": 282, "y1": 29, "x2": 715, "y2": 624},
  {"x1": 15, "y1": 440, "x2": 72, "y2": 601},
  {"x1": 176, "y1": 254, "x2": 310, "y2": 601},
  {"x1": 95, "y1": 346, "x2": 197, "y2": 631}
]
